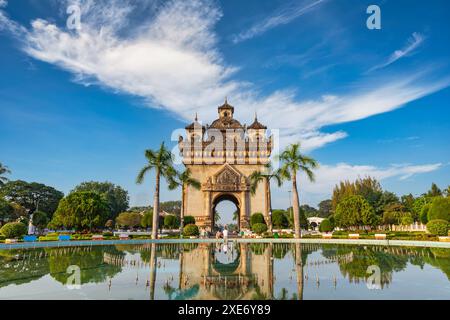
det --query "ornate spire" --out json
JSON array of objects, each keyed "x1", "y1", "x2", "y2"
[
  {"x1": 185, "y1": 111, "x2": 205, "y2": 131},
  {"x1": 248, "y1": 111, "x2": 267, "y2": 130}
]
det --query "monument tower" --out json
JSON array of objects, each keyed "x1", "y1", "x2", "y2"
[{"x1": 178, "y1": 99, "x2": 273, "y2": 232}]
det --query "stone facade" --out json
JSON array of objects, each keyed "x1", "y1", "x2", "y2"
[
  {"x1": 180, "y1": 243, "x2": 274, "y2": 300},
  {"x1": 178, "y1": 100, "x2": 273, "y2": 231}
]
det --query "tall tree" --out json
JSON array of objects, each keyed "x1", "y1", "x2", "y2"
[
  {"x1": 72, "y1": 181, "x2": 129, "y2": 220},
  {"x1": 115, "y1": 212, "x2": 142, "y2": 229},
  {"x1": 279, "y1": 143, "x2": 318, "y2": 238},
  {"x1": 136, "y1": 142, "x2": 175, "y2": 239},
  {"x1": 426, "y1": 183, "x2": 442, "y2": 197},
  {"x1": 299, "y1": 204, "x2": 318, "y2": 218},
  {"x1": 168, "y1": 169, "x2": 201, "y2": 236},
  {"x1": 401, "y1": 193, "x2": 416, "y2": 219},
  {"x1": 0, "y1": 163, "x2": 11, "y2": 186},
  {"x1": 286, "y1": 206, "x2": 308, "y2": 229},
  {"x1": 332, "y1": 177, "x2": 383, "y2": 212},
  {"x1": 318, "y1": 199, "x2": 332, "y2": 218},
  {"x1": 335, "y1": 195, "x2": 378, "y2": 228},
  {"x1": 250, "y1": 163, "x2": 286, "y2": 232},
  {"x1": 50, "y1": 191, "x2": 109, "y2": 231},
  {"x1": 374, "y1": 191, "x2": 400, "y2": 216},
  {"x1": 0, "y1": 180, "x2": 64, "y2": 218},
  {"x1": 0, "y1": 198, "x2": 14, "y2": 225}
]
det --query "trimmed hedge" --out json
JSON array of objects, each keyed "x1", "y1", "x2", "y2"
[
  {"x1": 183, "y1": 224, "x2": 199, "y2": 236},
  {"x1": 427, "y1": 219, "x2": 449, "y2": 236},
  {"x1": 428, "y1": 198, "x2": 450, "y2": 222},
  {"x1": 250, "y1": 213, "x2": 265, "y2": 227},
  {"x1": 0, "y1": 222, "x2": 27, "y2": 238},
  {"x1": 252, "y1": 223, "x2": 268, "y2": 235},
  {"x1": 272, "y1": 211, "x2": 289, "y2": 228},
  {"x1": 319, "y1": 219, "x2": 334, "y2": 232},
  {"x1": 183, "y1": 216, "x2": 196, "y2": 225}
]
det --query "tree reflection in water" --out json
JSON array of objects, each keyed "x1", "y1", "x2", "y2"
[
  {"x1": 47, "y1": 246, "x2": 124, "y2": 285},
  {"x1": 0, "y1": 243, "x2": 449, "y2": 299},
  {"x1": 0, "y1": 248, "x2": 50, "y2": 288}
]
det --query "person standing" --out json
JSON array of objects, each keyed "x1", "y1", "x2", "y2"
[{"x1": 223, "y1": 225, "x2": 228, "y2": 243}]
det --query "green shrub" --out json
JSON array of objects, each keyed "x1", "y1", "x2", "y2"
[
  {"x1": 401, "y1": 215, "x2": 414, "y2": 226},
  {"x1": 332, "y1": 230, "x2": 348, "y2": 236},
  {"x1": 164, "y1": 215, "x2": 180, "y2": 229},
  {"x1": 420, "y1": 204, "x2": 430, "y2": 224},
  {"x1": 428, "y1": 198, "x2": 450, "y2": 222},
  {"x1": 278, "y1": 233, "x2": 294, "y2": 239},
  {"x1": 116, "y1": 212, "x2": 142, "y2": 228},
  {"x1": 427, "y1": 219, "x2": 449, "y2": 236},
  {"x1": 71, "y1": 233, "x2": 93, "y2": 240},
  {"x1": 302, "y1": 234, "x2": 321, "y2": 239},
  {"x1": 39, "y1": 235, "x2": 58, "y2": 242},
  {"x1": 0, "y1": 235, "x2": 5, "y2": 240},
  {"x1": 183, "y1": 224, "x2": 199, "y2": 236},
  {"x1": 102, "y1": 232, "x2": 113, "y2": 237},
  {"x1": 0, "y1": 222, "x2": 27, "y2": 238},
  {"x1": 272, "y1": 211, "x2": 288, "y2": 228},
  {"x1": 250, "y1": 213, "x2": 265, "y2": 227},
  {"x1": 183, "y1": 216, "x2": 196, "y2": 225},
  {"x1": 140, "y1": 210, "x2": 153, "y2": 228},
  {"x1": 252, "y1": 223, "x2": 268, "y2": 235},
  {"x1": 32, "y1": 211, "x2": 49, "y2": 230},
  {"x1": 46, "y1": 232, "x2": 59, "y2": 237},
  {"x1": 319, "y1": 219, "x2": 334, "y2": 232}
]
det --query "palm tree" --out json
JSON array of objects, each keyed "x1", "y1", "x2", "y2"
[
  {"x1": 250, "y1": 163, "x2": 286, "y2": 232},
  {"x1": 0, "y1": 163, "x2": 11, "y2": 186},
  {"x1": 168, "y1": 168, "x2": 201, "y2": 237},
  {"x1": 279, "y1": 143, "x2": 318, "y2": 238},
  {"x1": 136, "y1": 142, "x2": 175, "y2": 239}
]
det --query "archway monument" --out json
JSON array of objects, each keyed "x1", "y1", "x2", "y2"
[{"x1": 178, "y1": 99, "x2": 274, "y2": 232}]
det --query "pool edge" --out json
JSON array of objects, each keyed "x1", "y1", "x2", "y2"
[{"x1": 1, "y1": 238, "x2": 449, "y2": 250}]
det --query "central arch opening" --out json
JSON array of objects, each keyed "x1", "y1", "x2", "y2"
[{"x1": 213, "y1": 194, "x2": 240, "y2": 233}]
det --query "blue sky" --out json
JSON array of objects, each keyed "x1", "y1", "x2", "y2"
[{"x1": 1, "y1": 0, "x2": 449, "y2": 218}]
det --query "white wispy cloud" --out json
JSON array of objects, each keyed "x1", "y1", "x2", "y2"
[
  {"x1": 0, "y1": 0, "x2": 7, "y2": 8},
  {"x1": 300, "y1": 162, "x2": 443, "y2": 195},
  {"x1": 231, "y1": 0, "x2": 326, "y2": 44},
  {"x1": 369, "y1": 32, "x2": 425, "y2": 72},
  {"x1": 0, "y1": 0, "x2": 448, "y2": 153},
  {"x1": 270, "y1": 162, "x2": 443, "y2": 207}
]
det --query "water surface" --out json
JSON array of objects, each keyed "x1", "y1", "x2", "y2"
[{"x1": 0, "y1": 242, "x2": 449, "y2": 299}]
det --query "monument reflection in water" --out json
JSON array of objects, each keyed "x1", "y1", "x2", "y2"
[{"x1": 0, "y1": 242, "x2": 449, "y2": 300}]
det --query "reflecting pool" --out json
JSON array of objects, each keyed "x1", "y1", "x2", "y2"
[{"x1": 0, "y1": 242, "x2": 449, "y2": 299}]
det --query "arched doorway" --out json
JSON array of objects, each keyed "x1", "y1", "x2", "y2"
[{"x1": 212, "y1": 193, "x2": 240, "y2": 232}]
